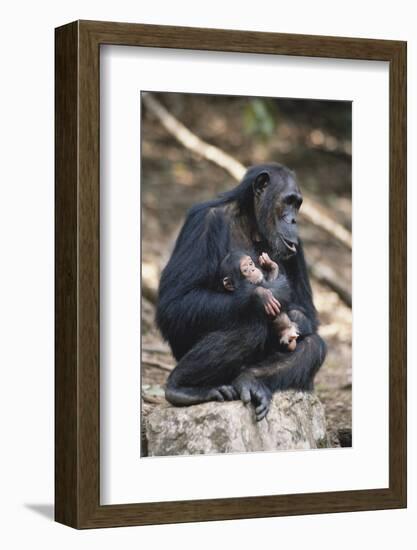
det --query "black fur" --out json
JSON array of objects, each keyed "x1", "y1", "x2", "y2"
[{"x1": 156, "y1": 163, "x2": 326, "y2": 420}]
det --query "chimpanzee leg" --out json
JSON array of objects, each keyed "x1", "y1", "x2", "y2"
[
  {"x1": 232, "y1": 334, "x2": 326, "y2": 420},
  {"x1": 165, "y1": 323, "x2": 269, "y2": 406},
  {"x1": 250, "y1": 333, "x2": 326, "y2": 390}
]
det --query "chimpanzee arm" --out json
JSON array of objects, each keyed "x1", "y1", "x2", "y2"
[
  {"x1": 265, "y1": 275, "x2": 292, "y2": 307},
  {"x1": 157, "y1": 283, "x2": 268, "y2": 360},
  {"x1": 181, "y1": 284, "x2": 264, "y2": 325},
  {"x1": 264, "y1": 277, "x2": 315, "y2": 336},
  {"x1": 157, "y1": 204, "x2": 270, "y2": 358}
]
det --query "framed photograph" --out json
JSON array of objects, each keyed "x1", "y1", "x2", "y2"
[{"x1": 55, "y1": 20, "x2": 406, "y2": 528}]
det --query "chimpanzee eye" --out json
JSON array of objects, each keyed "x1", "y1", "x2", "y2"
[{"x1": 284, "y1": 193, "x2": 303, "y2": 209}]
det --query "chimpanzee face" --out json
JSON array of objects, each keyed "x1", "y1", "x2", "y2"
[
  {"x1": 239, "y1": 255, "x2": 264, "y2": 284},
  {"x1": 252, "y1": 164, "x2": 303, "y2": 258}
]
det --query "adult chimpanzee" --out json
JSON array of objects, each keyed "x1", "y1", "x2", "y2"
[{"x1": 156, "y1": 162, "x2": 326, "y2": 420}]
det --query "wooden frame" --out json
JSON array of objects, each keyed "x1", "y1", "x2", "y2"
[{"x1": 55, "y1": 20, "x2": 407, "y2": 529}]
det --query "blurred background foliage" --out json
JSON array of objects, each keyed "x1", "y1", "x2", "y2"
[
  {"x1": 141, "y1": 92, "x2": 352, "y2": 448},
  {"x1": 244, "y1": 98, "x2": 278, "y2": 139}
]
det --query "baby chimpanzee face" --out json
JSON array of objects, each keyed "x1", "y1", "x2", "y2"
[{"x1": 239, "y1": 255, "x2": 264, "y2": 285}]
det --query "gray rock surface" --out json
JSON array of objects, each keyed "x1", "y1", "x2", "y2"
[{"x1": 144, "y1": 391, "x2": 328, "y2": 456}]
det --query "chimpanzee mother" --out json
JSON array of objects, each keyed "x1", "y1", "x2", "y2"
[{"x1": 156, "y1": 163, "x2": 326, "y2": 420}]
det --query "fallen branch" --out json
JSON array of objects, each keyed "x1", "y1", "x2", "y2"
[
  {"x1": 141, "y1": 296, "x2": 156, "y2": 331},
  {"x1": 142, "y1": 354, "x2": 174, "y2": 372},
  {"x1": 142, "y1": 344, "x2": 171, "y2": 354},
  {"x1": 309, "y1": 262, "x2": 352, "y2": 307},
  {"x1": 143, "y1": 92, "x2": 245, "y2": 181},
  {"x1": 142, "y1": 277, "x2": 158, "y2": 304},
  {"x1": 142, "y1": 92, "x2": 352, "y2": 250},
  {"x1": 301, "y1": 201, "x2": 352, "y2": 249}
]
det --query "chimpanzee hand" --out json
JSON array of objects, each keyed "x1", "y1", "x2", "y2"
[
  {"x1": 255, "y1": 286, "x2": 281, "y2": 317},
  {"x1": 232, "y1": 372, "x2": 272, "y2": 421},
  {"x1": 258, "y1": 252, "x2": 278, "y2": 273}
]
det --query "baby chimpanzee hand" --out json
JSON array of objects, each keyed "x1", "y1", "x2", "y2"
[
  {"x1": 259, "y1": 252, "x2": 278, "y2": 273},
  {"x1": 255, "y1": 287, "x2": 281, "y2": 317}
]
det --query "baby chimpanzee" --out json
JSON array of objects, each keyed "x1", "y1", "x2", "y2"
[{"x1": 220, "y1": 251, "x2": 299, "y2": 350}]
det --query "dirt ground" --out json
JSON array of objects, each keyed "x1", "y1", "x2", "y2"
[{"x1": 141, "y1": 93, "x2": 352, "y2": 447}]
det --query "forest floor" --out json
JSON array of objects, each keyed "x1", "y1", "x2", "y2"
[{"x1": 141, "y1": 93, "x2": 352, "y2": 447}]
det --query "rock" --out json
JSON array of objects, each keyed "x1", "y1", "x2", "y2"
[{"x1": 144, "y1": 391, "x2": 328, "y2": 456}]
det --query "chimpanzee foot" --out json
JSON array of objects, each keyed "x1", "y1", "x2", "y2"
[
  {"x1": 208, "y1": 385, "x2": 238, "y2": 402},
  {"x1": 280, "y1": 323, "x2": 299, "y2": 351},
  {"x1": 232, "y1": 372, "x2": 272, "y2": 421},
  {"x1": 206, "y1": 388, "x2": 225, "y2": 402},
  {"x1": 165, "y1": 386, "x2": 234, "y2": 406},
  {"x1": 218, "y1": 385, "x2": 239, "y2": 401}
]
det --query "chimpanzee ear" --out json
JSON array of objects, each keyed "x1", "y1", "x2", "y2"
[
  {"x1": 222, "y1": 276, "x2": 235, "y2": 292},
  {"x1": 253, "y1": 171, "x2": 270, "y2": 195}
]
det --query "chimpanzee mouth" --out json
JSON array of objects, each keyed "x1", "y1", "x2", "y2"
[{"x1": 280, "y1": 235, "x2": 297, "y2": 253}]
